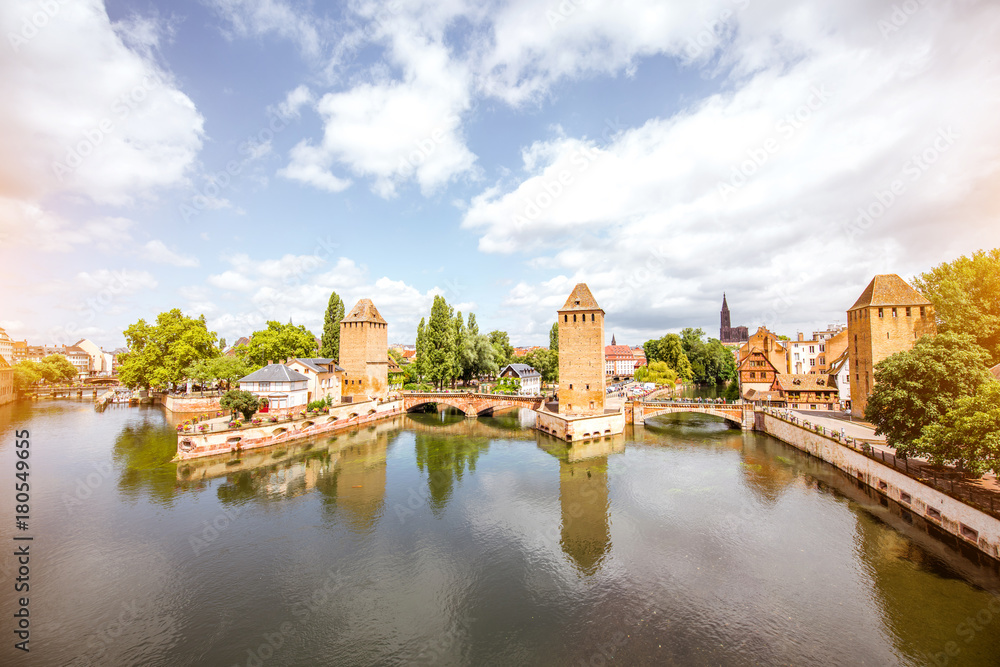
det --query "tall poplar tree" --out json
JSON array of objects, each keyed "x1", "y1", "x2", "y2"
[
  {"x1": 550, "y1": 322, "x2": 559, "y2": 351},
  {"x1": 320, "y1": 291, "x2": 345, "y2": 360},
  {"x1": 426, "y1": 295, "x2": 455, "y2": 390},
  {"x1": 415, "y1": 317, "x2": 427, "y2": 381}
]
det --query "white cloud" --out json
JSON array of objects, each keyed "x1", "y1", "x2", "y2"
[
  {"x1": 75, "y1": 269, "x2": 158, "y2": 294},
  {"x1": 205, "y1": 0, "x2": 329, "y2": 59},
  {"x1": 142, "y1": 240, "x2": 199, "y2": 267},
  {"x1": 463, "y1": 0, "x2": 1000, "y2": 342}
]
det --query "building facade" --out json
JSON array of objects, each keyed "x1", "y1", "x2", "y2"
[
  {"x1": 340, "y1": 299, "x2": 389, "y2": 400},
  {"x1": 0, "y1": 356, "x2": 13, "y2": 406},
  {"x1": 237, "y1": 364, "x2": 310, "y2": 412},
  {"x1": 847, "y1": 274, "x2": 936, "y2": 418},
  {"x1": 738, "y1": 326, "x2": 788, "y2": 375},
  {"x1": 604, "y1": 335, "x2": 637, "y2": 377},
  {"x1": 738, "y1": 350, "x2": 780, "y2": 394},
  {"x1": 0, "y1": 327, "x2": 12, "y2": 364},
  {"x1": 557, "y1": 284, "x2": 606, "y2": 415},
  {"x1": 771, "y1": 374, "x2": 839, "y2": 410},
  {"x1": 499, "y1": 363, "x2": 542, "y2": 395},
  {"x1": 720, "y1": 294, "x2": 749, "y2": 344},
  {"x1": 286, "y1": 358, "x2": 344, "y2": 404}
]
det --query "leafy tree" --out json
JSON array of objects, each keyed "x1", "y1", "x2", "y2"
[
  {"x1": 523, "y1": 347, "x2": 558, "y2": 383},
  {"x1": 184, "y1": 356, "x2": 258, "y2": 389},
  {"x1": 241, "y1": 321, "x2": 317, "y2": 367},
  {"x1": 452, "y1": 311, "x2": 470, "y2": 387},
  {"x1": 320, "y1": 291, "x2": 345, "y2": 360},
  {"x1": 467, "y1": 334, "x2": 498, "y2": 381},
  {"x1": 865, "y1": 333, "x2": 993, "y2": 457},
  {"x1": 680, "y1": 328, "x2": 736, "y2": 384},
  {"x1": 915, "y1": 380, "x2": 1000, "y2": 475},
  {"x1": 425, "y1": 295, "x2": 455, "y2": 390},
  {"x1": 467, "y1": 313, "x2": 479, "y2": 337},
  {"x1": 487, "y1": 330, "x2": 513, "y2": 369},
  {"x1": 118, "y1": 309, "x2": 219, "y2": 389},
  {"x1": 415, "y1": 317, "x2": 427, "y2": 381},
  {"x1": 12, "y1": 361, "x2": 42, "y2": 392},
  {"x1": 723, "y1": 380, "x2": 741, "y2": 401},
  {"x1": 635, "y1": 361, "x2": 678, "y2": 385},
  {"x1": 220, "y1": 389, "x2": 260, "y2": 421},
  {"x1": 659, "y1": 334, "x2": 693, "y2": 381},
  {"x1": 39, "y1": 354, "x2": 78, "y2": 382},
  {"x1": 913, "y1": 248, "x2": 1000, "y2": 363},
  {"x1": 550, "y1": 322, "x2": 559, "y2": 352}
]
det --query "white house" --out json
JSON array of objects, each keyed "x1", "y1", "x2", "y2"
[
  {"x1": 498, "y1": 363, "x2": 542, "y2": 396},
  {"x1": 286, "y1": 358, "x2": 344, "y2": 404},
  {"x1": 827, "y1": 350, "x2": 851, "y2": 410},
  {"x1": 237, "y1": 364, "x2": 310, "y2": 412}
]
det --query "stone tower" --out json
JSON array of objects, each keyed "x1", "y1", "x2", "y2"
[
  {"x1": 721, "y1": 293, "x2": 732, "y2": 333},
  {"x1": 847, "y1": 274, "x2": 936, "y2": 418},
  {"x1": 340, "y1": 298, "x2": 389, "y2": 400},
  {"x1": 557, "y1": 283, "x2": 606, "y2": 415}
]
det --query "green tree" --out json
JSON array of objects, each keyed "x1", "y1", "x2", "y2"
[
  {"x1": 12, "y1": 361, "x2": 42, "y2": 392},
  {"x1": 636, "y1": 361, "x2": 678, "y2": 385},
  {"x1": 425, "y1": 295, "x2": 455, "y2": 390},
  {"x1": 550, "y1": 322, "x2": 559, "y2": 352},
  {"x1": 865, "y1": 333, "x2": 993, "y2": 457},
  {"x1": 184, "y1": 356, "x2": 258, "y2": 389},
  {"x1": 487, "y1": 330, "x2": 513, "y2": 369},
  {"x1": 680, "y1": 328, "x2": 736, "y2": 384},
  {"x1": 452, "y1": 311, "x2": 471, "y2": 387},
  {"x1": 915, "y1": 380, "x2": 1000, "y2": 475},
  {"x1": 467, "y1": 313, "x2": 479, "y2": 337},
  {"x1": 39, "y1": 354, "x2": 78, "y2": 382},
  {"x1": 220, "y1": 389, "x2": 260, "y2": 421},
  {"x1": 468, "y1": 334, "x2": 498, "y2": 381},
  {"x1": 118, "y1": 310, "x2": 219, "y2": 389},
  {"x1": 415, "y1": 317, "x2": 427, "y2": 381},
  {"x1": 913, "y1": 248, "x2": 1000, "y2": 363},
  {"x1": 241, "y1": 321, "x2": 318, "y2": 367},
  {"x1": 659, "y1": 334, "x2": 693, "y2": 381},
  {"x1": 523, "y1": 347, "x2": 558, "y2": 383},
  {"x1": 320, "y1": 291, "x2": 345, "y2": 360}
]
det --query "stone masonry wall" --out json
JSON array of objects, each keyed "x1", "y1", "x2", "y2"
[{"x1": 558, "y1": 310, "x2": 605, "y2": 415}]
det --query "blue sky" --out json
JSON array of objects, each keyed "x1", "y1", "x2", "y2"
[{"x1": 3, "y1": 0, "x2": 1000, "y2": 351}]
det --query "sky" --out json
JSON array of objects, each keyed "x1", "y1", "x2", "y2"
[{"x1": 2, "y1": 0, "x2": 999, "y2": 351}]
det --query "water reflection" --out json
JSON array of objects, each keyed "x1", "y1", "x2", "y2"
[{"x1": 539, "y1": 435, "x2": 624, "y2": 575}]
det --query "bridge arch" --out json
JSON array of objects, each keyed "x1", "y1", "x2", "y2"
[{"x1": 641, "y1": 405, "x2": 748, "y2": 428}]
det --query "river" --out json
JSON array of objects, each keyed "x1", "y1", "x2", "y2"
[{"x1": 1, "y1": 398, "x2": 999, "y2": 666}]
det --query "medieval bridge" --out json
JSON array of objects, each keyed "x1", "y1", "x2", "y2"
[
  {"x1": 635, "y1": 401, "x2": 755, "y2": 430},
  {"x1": 402, "y1": 392, "x2": 545, "y2": 417}
]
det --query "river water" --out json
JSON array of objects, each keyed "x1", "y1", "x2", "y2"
[{"x1": 1, "y1": 399, "x2": 999, "y2": 666}]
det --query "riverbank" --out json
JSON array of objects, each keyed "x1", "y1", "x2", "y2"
[{"x1": 756, "y1": 408, "x2": 1000, "y2": 561}]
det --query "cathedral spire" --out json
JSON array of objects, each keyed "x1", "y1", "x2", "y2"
[{"x1": 611, "y1": 333, "x2": 617, "y2": 346}]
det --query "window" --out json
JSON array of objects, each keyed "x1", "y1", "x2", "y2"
[
  {"x1": 259, "y1": 381, "x2": 270, "y2": 390},
  {"x1": 573, "y1": 314, "x2": 577, "y2": 322},
  {"x1": 819, "y1": 344, "x2": 825, "y2": 352},
  {"x1": 920, "y1": 306, "x2": 926, "y2": 317},
  {"x1": 892, "y1": 307, "x2": 897, "y2": 317},
  {"x1": 585, "y1": 384, "x2": 589, "y2": 390},
  {"x1": 569, "y1": 384, "x2": 573, "y2": 389},
  {"x1": 809, "y1": 359, "x2": 816, "y2": 367},
  {"x1": 809, "y1": 346, "x2": 815, "y2": 353},
  {"x1": 591, "y1": 314, "x2": 595, "y2": 322},
  {"x1": 878, "y1": 308, "x2": 883, "y2": 318},
  {"x1": 905, "y1": 307, "x2": 911, "y2": 317},
  {"x1": 564, "y1": 315, "x2": 568, "y2": 323}
]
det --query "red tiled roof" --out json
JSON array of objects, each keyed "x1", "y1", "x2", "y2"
[
  {"x1": 849, "y1": 274, "x2": 932, "y2": 310},
  {"x1": 343, "y1": 298, "x2": 387, "y2": 324},
  {"x1": 604, "y1": 345, "x2": 633, "y2": 357},
  {"x1": 990, "y1": 363, "x2": 1000, "y2": 381},
  {"x1": 559, "y1": 283, "x2": 603, "y2": 312},
  {"x1": 772, "y1": 374, "x2": 836, "y2": 392}
]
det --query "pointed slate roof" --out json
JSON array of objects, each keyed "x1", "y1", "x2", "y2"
[
  {"x1": 849, "y1": 274, "x2": 931, "y2": 310},
  {"x1": 722, "y1": 293, "x2": 729, "y2": 311},
  {"x1": 611, "y1": 333, "x2": 616, "y2": 345},
  {"x1": 238, "y1": 363, "x2": 310, "y2": 384},
  {"x1": 559, "y1": 283, "x2": 604, "y2": 312},
  {"x1": 342, "y1": 298, "x2": 387, "y2": 324}
]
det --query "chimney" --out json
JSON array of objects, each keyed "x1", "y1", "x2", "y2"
[{"x1": 797, "y1": 333, "x2": 804, "y2": 342}]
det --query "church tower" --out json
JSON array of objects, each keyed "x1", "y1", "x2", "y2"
[
  {"x1": 721, "y1": 293, "x2": 732, "y2": 333},
  {"x1": 557, "y1": 283, "x2": 606, "y2": 415}
]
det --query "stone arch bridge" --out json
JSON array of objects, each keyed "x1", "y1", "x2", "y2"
[
  {"x1": 402, "y1": 392, "x2": 544, "y2": 418},
  {"x1": 635, "y1": 401, "x2": 755, "y2": 430}
]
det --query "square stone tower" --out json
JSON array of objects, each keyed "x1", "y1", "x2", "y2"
[
  {"x1": 847, "y1": 274, "x2": 936, "y2": 418},
  {"x1": 558, "y1": 283, "x2": 606, "y2": 415},
  {"x1": 340, "y1": 299, "x2": 389, "y2": 400}
]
